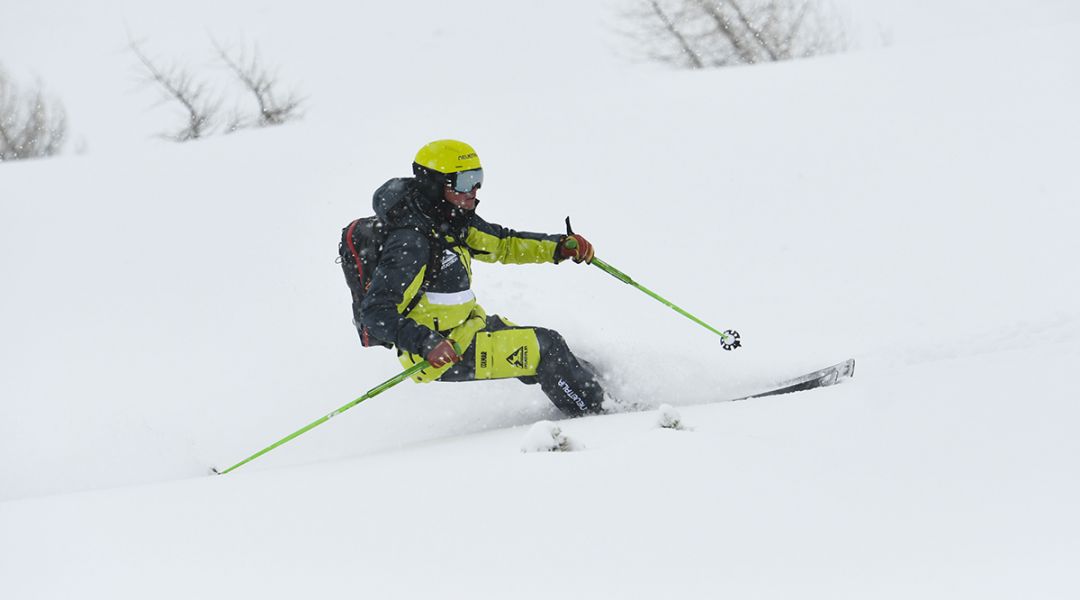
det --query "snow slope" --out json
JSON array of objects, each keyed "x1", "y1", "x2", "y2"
[{"x1": 2, "y1": 1, "x2": 1080, "y2": 598}]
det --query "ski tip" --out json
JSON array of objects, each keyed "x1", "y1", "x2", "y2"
[
  {"x1": 210, "y1": 466, "x2": 222, "y2": 476},
  {"x1": 841, "y1": 358, "x2": 856, "y2": 379}
]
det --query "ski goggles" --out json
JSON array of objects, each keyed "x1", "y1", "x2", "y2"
[{"x1": 449, "y1": 168, "x2": 483, "y2": 193}]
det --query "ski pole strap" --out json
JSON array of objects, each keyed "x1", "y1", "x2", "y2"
[
  {"x1": 214, "y1": 346, "x2": 459, "y2": 476},
  {"x1": 589, "y1": 257, "x2": 741, "y2": 351}
]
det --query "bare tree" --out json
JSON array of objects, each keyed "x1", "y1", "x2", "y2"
[
  {"x1": 623, "y1": 0, "x2": 847, "y2": 69},
  {"x1": 0, "y1": 65, "x2": 67, "y2": 162},
  {"x1": 129, "y1": 39, "x2": 221, "y2": 142},
  {"x1": 213, "y1": 40, "x2": 302, "y2": 129}
]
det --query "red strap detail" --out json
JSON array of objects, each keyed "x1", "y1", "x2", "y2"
[
  {"x1": 345, "y1": 219, "x2": 364, "y2": 284},
  {"x1": 347, "y1": 220, "x2": 374, "y2": 347}
]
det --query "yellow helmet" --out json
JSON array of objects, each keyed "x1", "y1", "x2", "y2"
[{"x1": 413, "y1": 139, "x2": 482, "y2": 175}]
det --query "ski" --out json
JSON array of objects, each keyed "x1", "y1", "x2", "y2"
[{"x1": 729, "y1": 358, "x2": 856, "y2": 402}]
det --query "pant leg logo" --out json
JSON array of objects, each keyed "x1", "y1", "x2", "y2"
[
  {"x1": 557, "y1": 378, "x2": 588, "y2": 411},
  {"x1": 506, "y1": 346, "x2": 528, "y2": 368}
]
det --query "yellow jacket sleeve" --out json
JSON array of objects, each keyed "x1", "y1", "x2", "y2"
[{"x1": 465, "y1": 215, "x2": 562, "y2": 265}]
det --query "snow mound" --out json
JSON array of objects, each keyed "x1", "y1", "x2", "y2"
[
  {"x1": 520, "y1": 420, "x2": 581, "y2": 452},
  {"x1": 656, "y1": 404, "x2": 687, "y2": 430}
]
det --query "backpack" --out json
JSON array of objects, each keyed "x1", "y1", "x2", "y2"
[{"x1": 338, "y1": 216, "x2": 441, "y2": 349}]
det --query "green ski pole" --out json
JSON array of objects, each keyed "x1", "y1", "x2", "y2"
[
  {"x1": 213, "y1": 348, "x2": 454, "y2": 475},
  {"x1": 563, "y1": 218, "x2": 741, "y2": 350}
]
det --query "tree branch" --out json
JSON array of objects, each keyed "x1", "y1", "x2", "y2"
[
  {"x1": 693, "y1": 0, "x2": 759, "y2": 65},
  {"x1": 647, "y1": 0, "x2": 706, "y2": 69},
  {"x1": 129, "y1": 39, "x2": 220, "y2": 141},
  {"x1": 213, "y1": 39, "x2": 303, "y2": 127},
  {"x1": 0, "y1": 66, "x2": 66, "y2": 161},
  {"x1": 724, "y1": 0, "x2": 780, "y2": 61}
]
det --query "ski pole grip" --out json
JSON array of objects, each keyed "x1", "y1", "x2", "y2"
[{"x1": 562, "y1": 216, "x2": 580, "y2": 251}]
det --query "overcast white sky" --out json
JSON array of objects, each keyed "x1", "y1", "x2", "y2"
[{"x1": 846, "y1": 0, "x2": 1080, "y2": 46}]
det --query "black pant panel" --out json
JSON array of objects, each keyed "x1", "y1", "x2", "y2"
[{"x1": 437, "y1": 315, "x2": 605, "y2": 415}]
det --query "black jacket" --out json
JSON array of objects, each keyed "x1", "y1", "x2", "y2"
[{"x1": 358, "y1": 177, "x2": 562, "y2": 356}]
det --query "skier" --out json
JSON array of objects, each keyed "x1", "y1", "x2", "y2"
[{"x1": 344, "y1": 139, "x2": 607, "y2": 415}]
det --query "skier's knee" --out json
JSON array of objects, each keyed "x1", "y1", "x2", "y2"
[
  {"x1": 533, "y1": 327, "x2": 565, "y2": 352},
  {"x1": 534, "y1": 327, "x2": 572, "y2": 367}
]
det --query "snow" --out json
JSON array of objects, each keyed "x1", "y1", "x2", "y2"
[
  {"x1": 656, "y1": 404, "x2": 685, "y2": 430},
  {"x1": 521, "y1": 420, "x2": 581, "y2": 452},
  {"x1": 3, "y1": 1, "x2": 1080, "y2": 598}
]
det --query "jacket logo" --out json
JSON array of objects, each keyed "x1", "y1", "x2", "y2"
[
  {"x1": 480, "y1": 351, "x2": 488, "y2": 369},
  {"x1": 506, "y1": 346, "x2": 528, "y2": 368},
  {"x1": 441, "y1": 249, "x2": 459, "y2": 270}
]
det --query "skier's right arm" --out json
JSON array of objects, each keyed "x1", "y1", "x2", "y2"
[{"x1": 358, "y1": 228, "x2": 443, "y2": 357}]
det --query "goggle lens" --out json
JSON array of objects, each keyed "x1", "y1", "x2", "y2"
[{"x1": 452, "y1": 168, "x2": 483, "y2": 193}]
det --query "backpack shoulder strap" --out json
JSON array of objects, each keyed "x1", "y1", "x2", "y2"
[{"x1": 400, "y1": 227, "x2": 447, "y2": 319}]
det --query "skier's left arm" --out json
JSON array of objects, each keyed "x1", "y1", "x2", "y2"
[{"x1": 465, "y1": 215, "x2": 594, "y2": 265}]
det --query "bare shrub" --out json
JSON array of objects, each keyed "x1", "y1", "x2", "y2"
[
  {"x1": 213, "y1": 40, "x2": 303, "y2": 130},
  {"x1": 128, "y1": 36, "x2": 303, "y2": 141},
  {"x1": 128, "y1": 39, "x2": 221, "y2": 142},
  {"x1": 623, "y1": 0, "x2": 848, "y2": 69},
  {"x1": 0, "y1": 65, "x2": 67, "y2": 162}
]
